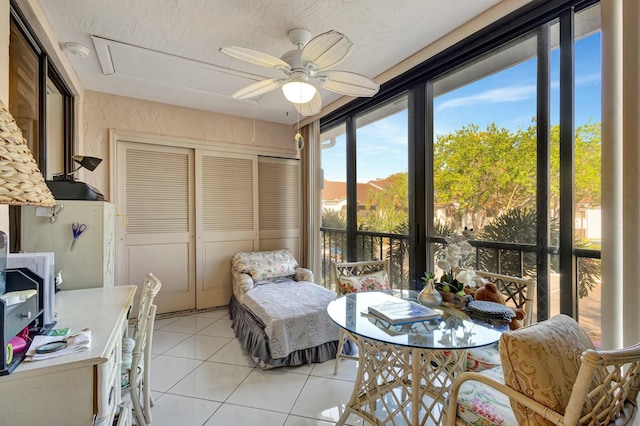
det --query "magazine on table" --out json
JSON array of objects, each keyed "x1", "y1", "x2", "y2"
[{"x1": 367, "y1": 299, "x2": 441, "y2": 325}]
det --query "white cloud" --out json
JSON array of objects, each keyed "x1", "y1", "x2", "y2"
[
  {"x1": 436, "y1": 84, "x2": 536, "y2": 111},
  {"x1": 550, "y1": 72, "x2": 600, "y2": 89},
  {"x1": 575, "y1": 72, "x2": 600, "y2": 86}
]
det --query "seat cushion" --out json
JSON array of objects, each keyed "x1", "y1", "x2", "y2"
[
  {"x1": 121, "y1": 337, "x2": 136, "y2": 388},
  {"x1": 337, "y1": 270, "x2": 390, "y2": 294},
  {"x1": 456, "y1": 365, "x2": 518, "y2": 426},
  {"x1": 499, "y1": 314, "x2": 595, "y2": 426},
  {"x1": 466, "y1": 342, "x2": 501, "y2": 372}
]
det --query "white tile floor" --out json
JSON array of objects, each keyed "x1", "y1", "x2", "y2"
[{"x1": 149, "y1": 309, "x2": 366, "y2": 426}]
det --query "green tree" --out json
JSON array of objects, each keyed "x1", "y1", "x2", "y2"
[
  {"x1": 480, "y1": 207, "x2": 599, "y2": 298},
  {"x1": 322, "y1": 208, "x2": 346, "y2": 229},
  {"x1": 574, "y1": 120, "x2": 602, "y2": 205},
  {"x1": 434, "y1": 121, "x2": 601, "y2": 234},
  {"x1": 434, "y1": 123, "x2": 537, "y2": 230},
  {"x1": 549, "y1": 120, "x2": 602, "y2": 210},
  {"x1": 364, "y1": 172, "x2": 409, "y2": 214}
]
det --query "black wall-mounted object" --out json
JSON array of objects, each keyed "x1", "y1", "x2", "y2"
[{"x1": 45, "y1": 180, "x2": 104, "y2": 201}]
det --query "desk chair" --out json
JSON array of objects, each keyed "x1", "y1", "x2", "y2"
[
  {"x1": 119, "y1": 273, "x2": 162, "y2": 426},
  {"x1": 332, "y1": 259, "x2": 390, "y2": 375}
]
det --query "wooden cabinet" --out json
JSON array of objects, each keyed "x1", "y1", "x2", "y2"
[
  {"x1": 115, "y1": 139, "x2": 301, "y2": 314},
  {"x1": 0, "y1": 286, "x2": 136, "y2": 425}
]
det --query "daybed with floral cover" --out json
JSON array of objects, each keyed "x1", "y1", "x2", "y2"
[{"x1": 229, "y1": 249, "x2": 347, "y2": 368}]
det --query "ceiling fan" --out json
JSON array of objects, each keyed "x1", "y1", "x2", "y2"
[{"x1": 219, "y1": 29, "x2": 380, "y2": 116}]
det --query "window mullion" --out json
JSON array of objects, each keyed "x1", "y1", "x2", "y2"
[
  {"x1": 536, "y1": 23, "x2": 552, "y2": 321},
  {"x1": 346, "y1": 117, "x2": 357, "y2": 261},
  {"x1": 38, "y1": 54, "x2": 48, "y2": 176},
  {"x1": 559, "y1": 8, "x2": 577, "y2": 317}
]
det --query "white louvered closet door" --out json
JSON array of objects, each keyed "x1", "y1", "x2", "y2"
[
  {"x1": 258, "y1": 157, "x2": 301, "y2": 259},
  {"x1": 116, "y1": 142, "x2": 195, "y2": 313},
  {"x1": 196, "y1": 150, "x2": 258, "y2": 308}
]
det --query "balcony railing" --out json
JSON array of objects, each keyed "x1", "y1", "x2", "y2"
[
  {"x1": 320, "y1": 227, "x2": 601, "y2": 298},
  {"x1": 321, "y1": 228, "x2": 410, "y2": 290}
]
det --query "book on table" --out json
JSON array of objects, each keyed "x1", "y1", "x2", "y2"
[{"x1": 367, "y1": 299, "x2": 441, "y2": 325}]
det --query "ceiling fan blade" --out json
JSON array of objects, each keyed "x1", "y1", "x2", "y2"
[
  {"x1": 231, "y1": 78, "x2": 284, "y2": 100},
  {"x1": 319, "y1": 71, "x2": 379, "y2": 97},
  {"x1": 219, "y1": 46, "x2": 291, "y2": 71},
  {"x1": 301, "y1": 30, "x2": 354, "y2": 71},
  {"x1": 293, "y1": 92, "x2": 322, "y2": 116}
]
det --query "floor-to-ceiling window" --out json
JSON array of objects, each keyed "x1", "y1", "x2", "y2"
[
  {"x1": 320, "y1": 96, "x2": 410, "y2": 289},
  {"x1": 432, "y1": 29, "x2": 541, "y2": 276},
  {"x1": 571, "y1": 4, "x2": 602, "y2": 343},
  {"x1": 320, "y1": 123, "x2": 347, "y2": 286},
  {"x1": 319, "y1": 0, "x2": 602, "y2": 342}
]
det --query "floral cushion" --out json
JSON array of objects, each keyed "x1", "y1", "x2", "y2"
[
  {"x1": 499, "y1": 314, "x2": 596, "y2": 426},
  {"x1": 432, "y1": 345, "x2": 500, "y2": 373},
  {"x1": 235, "y1": 272, "x2": 254, "y2": 292},
  {"x1": 466, "y1": 342, "x2": 501, "y2": 372},
  {"x1": 232, "y1": 249, "x2": 299, "y2": 281},
  {"x1": 456, "y1": 365, "x2": 517, "y2": 426},
  {"x1": 295, "y1": 267, "x2": 314, "y2": 282},
  {"x1": 337, "y1": 270, "x2": 390, "y2": 294},
  {"x1": 121, "y1": 337, "x2": 135, "y2": 388}
]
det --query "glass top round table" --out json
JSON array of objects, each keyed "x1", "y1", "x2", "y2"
[{"x1": 327, "y1": 289, "x2": 505, "y2": 350}]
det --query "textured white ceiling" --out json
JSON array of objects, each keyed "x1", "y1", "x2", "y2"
[{"x1": 38, "y1": 0, "x2": 505, "y2": 124}]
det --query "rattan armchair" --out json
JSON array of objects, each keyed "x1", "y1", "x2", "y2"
[
  {"x1": 333, "y1": 260, "x2": 391, "y2": 296},
  {"x1": 465, "y1": 270, "x2": 536, "y2": 371},
  {"x1": 332, "y1": 259, "x2": 390, "y2": 374},
  {"x1": 472, "y1": 271, "x2": 536, "y2": 326},
  {"x1": 445, "y1": 315, "x2": 640, "y2": 426}
]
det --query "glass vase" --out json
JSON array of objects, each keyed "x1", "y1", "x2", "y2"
[{"x1": 418, "y1": 278, "x2": 443, "y2": 308}]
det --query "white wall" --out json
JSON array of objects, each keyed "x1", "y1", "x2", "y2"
[{"x1": 81, "y1": 90, "x2": 293, "y2": 198}]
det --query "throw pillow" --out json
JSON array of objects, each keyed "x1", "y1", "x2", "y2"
[
  {"x1": 338, "y1": 270, "x2": 390, "y2": 295},
  {"x1": 499, "y1": 314, "x2": 595, "y2": 425}
]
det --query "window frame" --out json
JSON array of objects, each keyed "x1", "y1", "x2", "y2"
[
  {"x1": 10, "y1": 0, "x2": 75, "y2": 177},
  {"x1": 319, "y1": 0, "x2": 601, "y2": 322}
]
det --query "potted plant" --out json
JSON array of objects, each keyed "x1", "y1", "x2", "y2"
[{"x1": 433, "y1": 228, "x2": 477, "y2": 307}]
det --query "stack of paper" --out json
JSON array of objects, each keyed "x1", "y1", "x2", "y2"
[
  {"x1": 25, "y1": 331, "x2": 92, "y2": 361},
  {"x1": 0, "y1": 289, "x2": 37, "y2": 306}
]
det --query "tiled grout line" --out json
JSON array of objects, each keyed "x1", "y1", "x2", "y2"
[
  {"x1": 284, "y1": 371, "x2": 313, "y2": 424},
  {"x1": 198, "y1": 347, "x2": 261, "y2": 426},
  {"x1": 153, "y1": 310, "x2": 361, "y2": 425},
  {"x1": 160, "y1": 318, "x2": 256, "y2": 401}
]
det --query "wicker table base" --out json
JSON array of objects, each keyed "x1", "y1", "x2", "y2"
[{"x1": 337, "y1": 329, "x2": 467, "y2": 426}]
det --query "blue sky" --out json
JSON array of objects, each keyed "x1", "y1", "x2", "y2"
[{"x1": 323, "y1": 32, "x2": 601, "y2": 183}]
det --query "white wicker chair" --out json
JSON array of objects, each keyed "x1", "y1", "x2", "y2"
[
  {"x1": 119, "y1": 273, "x2": 162, "y2": 426},
  {"x1": 465, "y1": 270, "x2": 536, "y2": 371},
  {"x1": 472, "y1": 270, "x2": 536, "y2": 326},
  {"x1": 332, "y1": 259, "x2": 390, "y2": 375},
  {"x1": 445, "y1": 315, "x2": 640, "y2": 426}
]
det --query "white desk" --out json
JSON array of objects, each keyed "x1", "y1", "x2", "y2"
[{"x1": 0, "y1": 286, "x2": 136, "y2": 426}]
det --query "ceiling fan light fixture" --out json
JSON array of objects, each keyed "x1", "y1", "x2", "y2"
[
  {"x1": 221, "y1": 29, "x2": 377, "y2": 109},
  {"x1": 282, "y1": 78, "x2": 316, "y2": 104}
]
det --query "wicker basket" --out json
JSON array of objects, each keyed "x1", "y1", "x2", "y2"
[{"x1": 0, "y1": 99, "x2": 54, "y2": 206}]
